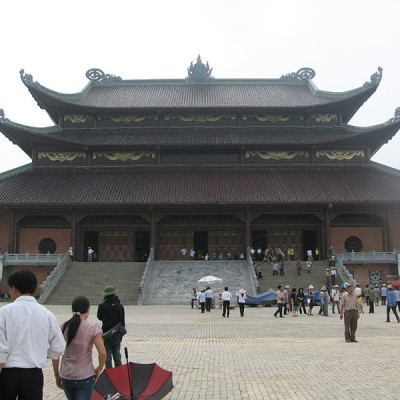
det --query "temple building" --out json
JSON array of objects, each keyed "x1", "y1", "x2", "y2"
[{"x1": 1, "y1": 57, "x2": 400, "y2": 284}]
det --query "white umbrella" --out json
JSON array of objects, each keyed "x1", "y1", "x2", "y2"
[{"x1": 197, "y1": 275, "x2": 223, "y2": 285}]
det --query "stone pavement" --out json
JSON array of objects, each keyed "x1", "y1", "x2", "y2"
[{"x1": 4, "y1": 303, "x2": 399, "y2": 400}]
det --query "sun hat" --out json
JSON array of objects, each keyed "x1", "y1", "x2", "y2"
[
  {"x1": 308, "y1": 285, "x2": 314, "y2": 289},
  {"x1": 334, "y1": 285, "x2": 339, "y2": 288},
  {"x1": 321, "y1": 286, "x2": 326, "y2": 291},
  {"x1": 284, "y1": 285, "x2": 290, "y2": 288},
  {"x1": 239, "y1": 289, "x2": 246, "y2": 294},
  {"x1": 388, "y1": 285, "x2": 392, "y2": 289},
  {"x1": 102, "y1": 286, "x2": 117, "y2": 296}
]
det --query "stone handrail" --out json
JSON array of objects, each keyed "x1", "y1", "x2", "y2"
[
  {"x1": 137, "y1": 247, "x2": 154, "y2": 305},
  {"x1": 38, "y1": 253, "x2": 71, "y2": 304},
  {"x1": 247, "y1": 246, "x2": 260, "y2": 294},
  {"x1": 336, "y1": 251, "x2": 398, "y2": 262},
  {"x1": 4, "y1": 252, "x2": 66, "y2": 265},
  {"x1": 335, "y1": 256, "x2": 357, "y2": 287}
]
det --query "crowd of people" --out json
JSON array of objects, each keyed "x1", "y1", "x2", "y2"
[{"x1": 0, "y1": 270, "x2": 126, "y2": 400}]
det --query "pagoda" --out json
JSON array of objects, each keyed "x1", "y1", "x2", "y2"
[{"x1": 1, "y1": 58, "x2": 400, "y2": 284}]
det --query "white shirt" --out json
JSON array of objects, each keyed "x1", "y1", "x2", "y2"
[
  {"x1": 236, "y1": 293, "x2": 247, "y2": 303},
  {"x1": 0, "y1": 296, "x2": 65, "y2": 368},
  {"x1": 205, "y1": 289, "x2": 213, "y2": 298},
  {"x1": 221, "y1": 291, "x2": 232, "y2": 301},
  {"x1": 354, "y1": 287, "x2": 362, "y2": 296}
]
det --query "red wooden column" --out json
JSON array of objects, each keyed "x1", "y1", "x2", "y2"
[
  {"x1": 245, "y1": 207, "x2": 251, "y2": 250},
  {"x1": 150, "y1": 210, "x2": 157, "y2": 259},
  {"x1": 8, "y1": 212, "x2": 16, "y2": 253},
  {"x1": 324, "y1": 207, "x2": 331, "y2": 259}
]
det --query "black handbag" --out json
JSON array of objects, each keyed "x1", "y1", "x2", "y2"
[{"x1": 102, "y1": 323, "x2": 127, "y2": 340}]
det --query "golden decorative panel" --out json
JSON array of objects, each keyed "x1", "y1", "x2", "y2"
[
  {"x1": 64, "y1": 114, "x2": 92, "y2": 123},
  {"x1": 242, "y1": 115, "x2": 304, "y2": 122},
  {"x1": 164, "y1": 115, "x2": 236, "y2": 122},
  {"x1": 38, "y1": 152, "x2": 86, "y2": 162},
  {"x1": 93, "y1": 152, "x2": 156, "y2": 161},
  {"x1": 99, "y1": 115, "x2": 157, "y2": 123},
  {"x1": 316, "y1": 151, "x2": 365, "y2": 160},
  {"x1": 310, "y1": 114, "x2": 337, "y2": 123},
  {"x1": 245, "y1": 151, "x2": 309, "y2": 160}
]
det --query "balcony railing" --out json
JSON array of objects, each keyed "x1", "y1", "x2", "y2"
[
  {"x1": 3, "y1": 252, "x2": 66, "y2": 265},
  {"x1": 335, "y1": 251, "x2": 398, "y2": 263}
]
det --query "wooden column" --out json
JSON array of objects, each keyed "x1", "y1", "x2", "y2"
[
  {"x1": 150, "y1": 210, "x2": 157, "y2": 258},
  {"x1": 324, "y1": 207, "x2": 331, "y2": 259},
  {"x1": 8, "y1": 213, "x2": 16, "y2": 253},
  {"x1": 385, "y1": 209, "x2": 392, "y2": 252},
  {"x1": 245, "y1": 207, "x2": 251, "y2": 250}
]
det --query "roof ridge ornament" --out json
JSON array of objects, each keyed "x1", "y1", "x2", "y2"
[
  {"x1": 363, "y1": 67, "x2": 383, "y2": 89},
  {"x1": 186, "y1": 55, "x2": 215, "y2": 83},
  {"x1": 85, "y1": 68, "x2": 122, "y2": 83},
  {"x1": 19, "y1": 69, "x2": 36, "y2": 86},
  {"x1": 0, "y1": 109, "x2": 6, "y2": 122},
  {"x1": 385, "y1": 107, "x2": 400, "y2": 125},
  {"x1": 281, "y1": 67, "x2": 316, "y2": 82}
]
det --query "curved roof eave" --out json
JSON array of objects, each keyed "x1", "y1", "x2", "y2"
[{"x1": 19, "y1": 68, "x2": 382, "y2": 121}]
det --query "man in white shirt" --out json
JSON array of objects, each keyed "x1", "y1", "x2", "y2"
[
  {"x1": 0, "y1": 270, "x2": 65, "y2": 400},
  {"x1": 205, "y1": 287, "x2": 213, "y2": 312},
  {"x1": 221, "y1": 287, "x2": 232, "y2": 318}
]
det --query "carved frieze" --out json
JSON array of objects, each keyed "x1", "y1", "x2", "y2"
[
  {"x1": 38, "y1": 152, "x2": 86, "y2": 162},
  {"x1": 93, "y1": 152, "x2": 156, "y2": 161},
  {"x1": 99, "y1": 115, "x2": 157, "y2": 123},
  {"x1": 64, "y1": 114, "x2": 92, "y2": 123},
  {"x1": 242, "y1": 114, "x2": 304, "y2": 123},
  {"x1": 164, "y1": 115, "x2": 236, "y2": 122},
  {"x1": 245, "y1": 151, "x2": 309, "y2": 160},
  {"x1": 310, "y1": 114, "x2": 337, "y2": 123},
  {"x1": 316, "y1": 150, "x2": 365, "y2": 161}
]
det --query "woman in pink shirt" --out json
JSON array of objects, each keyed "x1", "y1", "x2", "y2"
[{"x1": 53, "y1": 296, "x2": 106, "y2": 400}]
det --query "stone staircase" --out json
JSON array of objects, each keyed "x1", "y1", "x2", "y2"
[
  {"x1": 44, "y1": 262, "x2": 146, "y2": 305},
  {"x1": 144, "y1": 260, "x2": 255, "y2": 305},
  {"x1": 257, "y1": 260, "x2": 339, "y2": 292}
]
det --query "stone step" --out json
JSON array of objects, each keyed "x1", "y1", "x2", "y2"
[{"x1": 45, "y1": 262, "x2": 146, "y2": 305}]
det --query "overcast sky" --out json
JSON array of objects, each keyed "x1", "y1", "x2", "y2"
[{"x1": 0, "y1": 0, "x2": 399, "y2": 173}]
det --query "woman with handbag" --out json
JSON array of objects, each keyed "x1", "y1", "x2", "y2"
[
  {"x1": 53, "y1": 296, "x2": 106, "y2": 400},
  {"x1": 97, "y1": 286, "x2": 126, "y2": 369}
]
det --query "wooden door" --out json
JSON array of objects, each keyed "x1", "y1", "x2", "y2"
[
  {"x1": 99, "y1": 230, "x2": 134, "y2": 261},
  {"x1": 208, "y1": 230, "x2": 243, "y2": 258},
  {"x1": 158, "y1": 230, "x2": 193, "y2": 259},
  {"x1": 267, "y1": 230, "x2": 302, "y2": 260}
]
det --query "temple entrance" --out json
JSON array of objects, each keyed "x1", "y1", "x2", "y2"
[
  {"x1": 135, "y1": 231, "x2": 150, "y2": 261},
  {"x1": 98, "y1": 230, "x2": 134, "y2": 262},
  {"x1": 266, "y1": 230, "x2": 303, "y2": 260},
  {"x1": 193, "y1": 231, "x2": 208, "y2": 259},
  {"x1": 252, "y1": 231, "x2": 267, "y2": 249},
  {"x1": 84, "y1": 231, "x2": 99, "y2": 261},
  {"x1": 302, "y1": 230, "x2": 318, "y2": 260}
]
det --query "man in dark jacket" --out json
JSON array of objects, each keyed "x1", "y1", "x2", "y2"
[{"x1": 97, "y1": 286, "x2": 125, "y2": 368}]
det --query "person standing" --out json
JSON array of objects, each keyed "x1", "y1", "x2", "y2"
[
  {"x1": 340, "y1": 285, "x2": 359, "y2": 343},
  {"x1": 236, "y1": 289, "x2": 247, "y2": 317},
  {"x1": 0, "y1": 270, "x2": 65, "y2": 400},
  {"x1": 307, "y1": 285, "x2": 315, "y2": 316},
  {"x1": 221, "y1": 287, "x2": 232, "y2": 318},
  {"x1": 395, "y1": 286, "x2": 400, "y2": 312},
  {"x1": 53, "y1": 296, "x2": 106, "y2": 400},
  {"x1": 363, "y1": 284, "x2": 370, "y2": 306},
  {"x1": 68, "y1": 247, "x2": 74, "y2": 262},
  {"x1": 97, "y1": 286, "x2": 125, "y2": 368},
  {"x1": 369, "y1": 287, "x2": 375, "y2": 314},
  {"x1": 274, "y1": 285, "x2": 286, "y2": 318},
  {"x1": 180, "y1": 248, "x2": 187, "y2": 259},
  {"x1": 297, "y1": 288, "x2": 307, "y2": 315},
  {"x1": 380, "y1": 284, "x2": 388, "y2": 306},
  {"x1": 386, "y1": 285, "x2": 400, "y2": 323},
  {"x1": 373, "y1": 285, "x2": 380, "y2": 306},
  {"x1": 331, "y1": 285, "x2": 340, "y2": 314},
  {"x1": 296, "y1": 259, "x2": 302, "y2": 276},
  {"x1": 330, "y1": 268, "x2": 337, "y2": 285},
  {"x1": 205, "y1": 287, "x2": 213, "y2": 312},
  {"x1": 198, "y1": 289, "x2": 206, "y2": 313},
  {"x1": 87, "y1": 247, "x2": 94, "y2": 262}
]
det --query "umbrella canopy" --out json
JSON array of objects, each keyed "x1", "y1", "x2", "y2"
[
  {"x1": 197, "y1": 275, "x2": 223, "y2": 285},
  {"x1": 92, "y1": 362, "x2": 173, "y2": 400},
  {"x1": 389, "y1": 280, "x2": 400, "y2": 287}
]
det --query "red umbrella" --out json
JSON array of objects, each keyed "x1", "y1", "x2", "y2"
[
  {"x1": 389, "y1": 280, "x2": 400, "y2": 287},
  {"x1": 92, "y1": 362, "x2": 173, "y2": 400}
]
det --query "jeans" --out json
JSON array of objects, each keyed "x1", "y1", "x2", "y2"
[
  {"x1": 274, "y1": 303, "x2": 284, "y2": 317},
  {"x1": 62, "y1": 375, "x2": 95, "y2": 400},
  {"x1": 104, "y1": 336, "x2": 122, "y2": 368}
]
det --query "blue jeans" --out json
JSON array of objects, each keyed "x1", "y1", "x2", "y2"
[
  {"x1": 105, "y1": 336, "x2": 122, "y2": 368},
  {"x1": 62, "y1": 375, "x2": 95, "y2": 400}
]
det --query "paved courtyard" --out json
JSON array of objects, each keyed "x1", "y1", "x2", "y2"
[{"x1": 3, "y1": 303, "x2": 399, "y2": 399}]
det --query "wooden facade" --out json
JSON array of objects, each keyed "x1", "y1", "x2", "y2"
[{"x1": 1, "y1": 60, "x2": 400, "y2": 262}]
